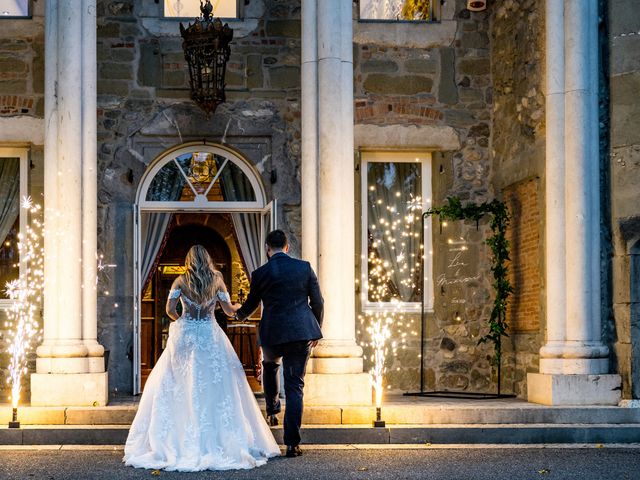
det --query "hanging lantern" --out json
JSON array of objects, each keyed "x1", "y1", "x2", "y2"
[{"x1": 180, "y1": 0, "x2": 234, "y2": 115}]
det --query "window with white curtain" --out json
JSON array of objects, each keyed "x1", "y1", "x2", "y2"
[
  {"x1": 0, "y1": 0, "x2": 30, "y2": 18},
  {"x1": 361, "y1": 151, "x2": 433, "y2": 312},
  {"x1": 0, "y1": 148, "x2": 28, "y2": 302},
  {"x1": 359, "y1": 0, "x2": 439, "y2": 22},
  {"x1": 163, "y1": 0, "x2": 239, "y2": 19}
]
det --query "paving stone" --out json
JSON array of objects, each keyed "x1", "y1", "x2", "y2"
[
  {"x1": 21, "y1": 427, "x2": 130, "y2": 445},
  {"x1": 65, "y1": 407, "x2": 136, "y2": 425},
  {"x1": 0, "y1": 428, "x2": 22, "y2": 445}
]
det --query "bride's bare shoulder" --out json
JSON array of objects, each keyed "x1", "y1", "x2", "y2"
[{"x1": 171, "y1": 275, "x2": 185, "y2": 290}]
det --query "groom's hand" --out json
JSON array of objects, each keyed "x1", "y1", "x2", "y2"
[{"x1": 310, "y1": 340, "x2": 319, "y2": 348}]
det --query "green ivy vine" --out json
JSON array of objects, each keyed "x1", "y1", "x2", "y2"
[{"x1": 425, "y1": 196, "x2": 513, "y2": 368}]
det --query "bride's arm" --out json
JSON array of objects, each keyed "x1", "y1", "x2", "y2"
[
  {"x1": 216, "y1": 277, "x2": 241, "y2": 317},
  {"x1": 166, "y1": 277, "x2": 182, "y2": 321}
]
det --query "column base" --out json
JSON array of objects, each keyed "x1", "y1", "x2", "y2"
[
  {"x1": 304, "y1": 373, "x2": 371, "y2": 406},
  {"x1": 30, "y1": 372, "x2": 108, "y2": 406},
  {"x1": 527, "y1": 373, "x2": 621, "y2": 406}
]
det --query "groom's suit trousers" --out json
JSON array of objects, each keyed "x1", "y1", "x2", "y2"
[{"x1": 262, "y1": 340, "x2": 311, "y2": 447}]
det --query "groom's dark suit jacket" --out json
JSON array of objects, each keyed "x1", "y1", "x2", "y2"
[{"x1": 236, "y1": 252, "x2": 324, "y2": 347}]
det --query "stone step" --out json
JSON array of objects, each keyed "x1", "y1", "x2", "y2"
[
  {"x1": 2, "y1": 403, "x2": 640, "y2": 426},
  {"x1": 1, "y1": 424, "x2": 640, "y2": 445}
]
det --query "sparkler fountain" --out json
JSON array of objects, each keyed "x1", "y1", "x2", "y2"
[
  {"x1": 361, "y1": 193, "x2": 424, "y2": 427},
  {"x1": 5, "y1": 198, "x2": 45, "y2": 427}
]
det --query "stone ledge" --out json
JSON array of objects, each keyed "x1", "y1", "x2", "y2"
[
  {"x1": 3, "y1": 400, "x2": 640, "y2": 426},
  {"x1": 354, "y1": 21, "x2": 457, "y2": 49},
  {"x1": 30, "y1": 373, "x2": 108, "y2": 407},
  {"x1": 527, "y1": 373, "x2": 622, "y2": 406},
  {"x1": 354, "y1": 123, "x2": 461, "y2": 150},
  {"x1": 2, "y1": 424, "x2": 640, "y2": 446}
]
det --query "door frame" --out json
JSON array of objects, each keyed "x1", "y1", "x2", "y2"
[
  {"x1": 0, "y1": 147, "x2": 30, "y2": 313},
  {"x1": 132, "y1": 142, "x2": 276, "y2": 394}
]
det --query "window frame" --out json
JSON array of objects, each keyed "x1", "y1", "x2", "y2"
[
  {"x1": 0, "y1": 0, "x2": 32, "y2": 19},
  {"x1": 0, "y1": 147, "x2": 29, "y2": 309},
  {"x1": 357, "y1": 0, "x2": 440, "y2": 24},
  {"x1": 162, "y1": 0, "x2": 242, "y2": 20},
  {"x1": 360, "y1": 150, "x2": 434, "y2": 313}
]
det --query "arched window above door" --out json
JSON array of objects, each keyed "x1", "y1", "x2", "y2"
[{"x1": 137, "y1": 143, "x2": 266, "y2": 211}]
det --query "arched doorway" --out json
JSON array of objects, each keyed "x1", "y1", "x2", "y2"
[{"x1": 133, "y1": 142, "x2": 276, "y2": 393}]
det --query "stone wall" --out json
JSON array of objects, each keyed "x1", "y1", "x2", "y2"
[
  {"x1": 354, "y1": 0, "x2": 502, "y2": 395},
  {"x1": 0, "y1": 16, "x2": 44, "y2": 118},
  {"x1": 488, "y1": 0, "x2": 546, "y2": 397},
  {"x1": 95, "y1": 0, "x2": 303, "y2": 394},
  {"x1": 0, "y1": 5, "x2": 45, "y2": 402},
  {"x1": 609, "y1": 0, "x2": 640, "y2": 399}
]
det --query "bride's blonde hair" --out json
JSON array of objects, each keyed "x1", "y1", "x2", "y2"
[{"x1": 182, "y1": 245, "x2": 223, "y2": 304}]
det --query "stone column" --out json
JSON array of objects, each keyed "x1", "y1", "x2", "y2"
[
  {"x1": 528, "y1": 0, "x2": 620, "y2": 405},
  {"x1": 31, "y1": 0, "x2": 108, "y2": 406},
  {"x1": 301, "y1": 0, "x2": 371, "y2": 405}
]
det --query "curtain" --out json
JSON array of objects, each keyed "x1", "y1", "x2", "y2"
[
  {"x1": 361, "y1": 0, "x2": 403, "y2": 19},
  {"x1": 219, "y1": 162, "x2": 262, "y2": 276},
  {"x1": 0, "y1": 158, "x2": 20, "y2": 247},
  {"x1": 232, "y1": 213, "x2": 261, "y2": 274},
  {"x1": 367, "y1": 162, "x2": 421, "y2": 303},
  {"x1": 141, "y1": 161, "x2": 184, "y2": 289},
  {"x1": 141, "y1": 213, "x2": 173, "y2": 290}
]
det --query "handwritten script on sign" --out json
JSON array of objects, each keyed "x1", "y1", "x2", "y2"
[{"x1": 436, "y1": 239, "x2": 480, "y2": 303}]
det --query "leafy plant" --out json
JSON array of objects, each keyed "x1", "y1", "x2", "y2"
[
  {"x1": 401, "y1": 0, "x2": 431, "y2": 20},
  {"x1": 425, "y1": 197, "x2": 513, "y2": 369}
]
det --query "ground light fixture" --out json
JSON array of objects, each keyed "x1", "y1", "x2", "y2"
[
  {"x1": 9, "y1": 407, "x2": 20, "y2": 428},
  {"x1": 373, "y1": 406, "x2": 385, "y2": 428}
]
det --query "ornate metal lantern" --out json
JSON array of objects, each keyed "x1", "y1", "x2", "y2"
[{"x1": 180, "y1": 0, "x2": 234, "y2": 115}]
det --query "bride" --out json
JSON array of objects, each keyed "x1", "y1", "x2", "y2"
[{"x1": 124, "y1": 245, "x2": 281, "y2": 471}]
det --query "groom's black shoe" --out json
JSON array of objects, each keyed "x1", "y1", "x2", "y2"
[
  {"x1": 285, "y1": 445, "x2": 303, "y2": 458},
  {"x1": 267, "y1": 414, "x2": 279, "y2": 426}
]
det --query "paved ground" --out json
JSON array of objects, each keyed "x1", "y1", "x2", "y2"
[{"x1": 0, "y1": 446, "x2": 639, "y2": 480}]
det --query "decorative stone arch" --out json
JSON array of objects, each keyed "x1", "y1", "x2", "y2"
[{"x1": 135, "y1": 142, "x2": 267, "y2": 211}]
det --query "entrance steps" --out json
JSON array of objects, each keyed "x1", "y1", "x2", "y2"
[{"x1": 1, "y1": 397, "x2": 639, "y2": 445}]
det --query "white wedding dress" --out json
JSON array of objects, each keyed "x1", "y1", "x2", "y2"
[{"x1": 123, "y1": 288, "x2": 280, "y2": 471}]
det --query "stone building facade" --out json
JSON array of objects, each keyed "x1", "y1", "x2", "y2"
[{"x1": 0, "y1": 0, "x2": 637, "y2": 405}]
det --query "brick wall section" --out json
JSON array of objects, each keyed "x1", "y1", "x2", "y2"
[
  {"x1": 0, "y1": 36, "x2": 44, "y2": 117},
  {"x1": 503, "y1": 178, "x2": 541, "y2": 333},
  {"x1": 490, "y1": 0, "x2": 546, "y2": 397},
  {"x1": 0, "y1": 95, "x2": 35, "y2": 115}
]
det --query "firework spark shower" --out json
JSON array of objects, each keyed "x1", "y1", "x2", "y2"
[
  {"x1": 5, "y1": 198, "x2": 44, "y2": 409},
  {"x1": 361, "y1": 192, "x2": 424, "y2": 407}
]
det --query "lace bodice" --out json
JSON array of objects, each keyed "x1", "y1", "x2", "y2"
[{"x1": 168, "y1": 288, "x2": 231, "y2": 321}]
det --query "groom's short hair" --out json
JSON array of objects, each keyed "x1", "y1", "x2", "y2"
[{"x1": 266, "y1": 229, "x2": 287, "y2": 249}]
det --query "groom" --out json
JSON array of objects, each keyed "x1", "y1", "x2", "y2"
[{"x1": 235, "y1": 229, "x2": 324, "y2": 458}]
